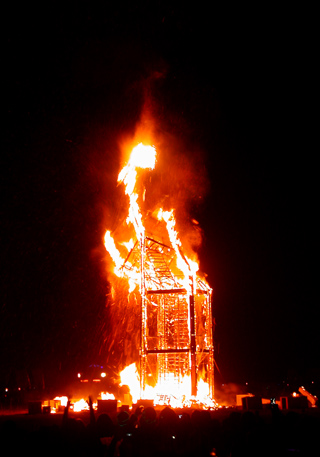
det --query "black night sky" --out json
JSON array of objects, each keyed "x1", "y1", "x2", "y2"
[{"x1": 2, "y1": 3, "x2": 318, "y2": 392}]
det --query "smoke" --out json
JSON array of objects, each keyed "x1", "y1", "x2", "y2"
[
  {"x1": 214, "y1": 383, "x2": 246, "y2": 407},
  {"x1": 125, "y1": 71, "x2": 209, "y2": 246}
]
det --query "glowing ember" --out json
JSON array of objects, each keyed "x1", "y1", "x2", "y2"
[{"x1": 104, "y1": 140, "x2": 215, "y2": 409}]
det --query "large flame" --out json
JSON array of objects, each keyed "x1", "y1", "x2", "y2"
[
  {"x1": 104, "y1": 143, "x2": 157, "y2": 291},
  {"x1": 104, "y1": 140, "x2": 215, "y2": 409},
  {"x1": 105, "y1": 143, "x2": 201, "y2": 291}
]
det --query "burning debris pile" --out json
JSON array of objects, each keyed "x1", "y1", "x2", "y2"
[{"x1": 104, "y1": 141, "x2": 216, "y2": 409}]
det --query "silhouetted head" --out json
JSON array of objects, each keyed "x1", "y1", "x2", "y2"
[
  {"x1": 117, "y1": 410, "x2": 130, "y2": 427},
  {"x1": 140, "y1": 406, "x2": 157, "y2": 428},
  {"x1": 158, "y1": 406, "x2": 178, "y2": 430},
  {"x1": 191, "y1": 409, "x2": 211, "y2": 429},
  {"x1": 96, "y1": 413, "x2": 114, "y2": 437}
]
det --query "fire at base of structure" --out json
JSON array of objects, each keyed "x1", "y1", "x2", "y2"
[{"x1": 120, "y1": 234, "x2": 214, "y2": 401}]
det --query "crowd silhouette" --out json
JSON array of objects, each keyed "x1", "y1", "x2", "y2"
[{"x1": 0, "y1": 400, "x2": 318, "y2": 456}]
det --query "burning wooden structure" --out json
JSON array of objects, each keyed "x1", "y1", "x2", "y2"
[
  {"x1": 104, "y1": 143, "x2": 215, "y2": 405},
  {"x1": 122, "y1": 234, "x2": 213, "y2": 400}
]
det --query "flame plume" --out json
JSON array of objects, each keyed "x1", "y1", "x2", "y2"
[{"x1": 104, "y1": 139, "x2": 216, "y2": 409}]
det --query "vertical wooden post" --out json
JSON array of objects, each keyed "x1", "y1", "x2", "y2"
[
  {"x1": 140, "y1": 234, "x2": 146, "y2": 397},
  {"x1": 189, "y1": 294, "x2": 197, "y2": 396},
  {"x1": 208, "y1": 289, "x2": 214, "y2": 398}
]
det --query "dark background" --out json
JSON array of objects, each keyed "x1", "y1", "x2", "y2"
[{"x1": 2, "y1": 3, "x2": 318, "y2": 393}]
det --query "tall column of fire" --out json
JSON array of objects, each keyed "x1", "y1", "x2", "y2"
[{"x1": 104, "y1": 143, "x2": 215, "y2": 406}]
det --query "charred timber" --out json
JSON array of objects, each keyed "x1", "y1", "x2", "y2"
[
  {"x1": 146, "y1": 348, "x2": 210, "y2": 354},
  {"x1": 146, "y1": 288, "x2": 187, "y2": 295},
  {"x1": 146, "y1": 288, "x2": 209, "y2": 295}
]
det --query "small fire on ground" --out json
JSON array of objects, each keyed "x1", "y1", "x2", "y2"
[{"x1": 44, "y1": 392, "x2": 116, "y2": 414}]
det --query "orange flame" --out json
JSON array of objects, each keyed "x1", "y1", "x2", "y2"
[
  {"x1": 118, "y1": 143, "x2": 156, "y2": 237},
  {"x1": 156, "y1": 208, "x2": 199, "y2": 292}
]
